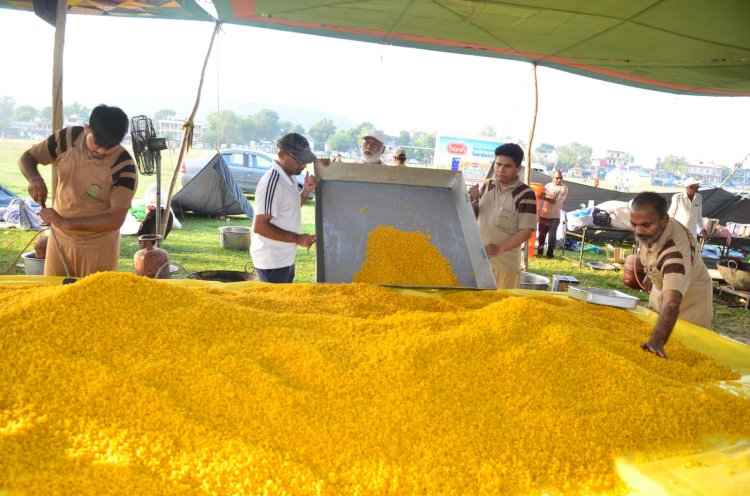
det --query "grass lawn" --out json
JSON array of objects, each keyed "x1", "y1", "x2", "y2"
[{"x1": 2, "y1": 138, "x2": 748, "y2": 344}]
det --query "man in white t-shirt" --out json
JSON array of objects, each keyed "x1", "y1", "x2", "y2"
[
  {"x1": 250, "y1": 133, "x2": 317, "y2": 283},
  {"x1": 668, "y1": 177, "x2": 707, "y2": 238}
]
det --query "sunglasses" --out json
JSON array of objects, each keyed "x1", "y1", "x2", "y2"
[{"x1": 394, "y1": 155, "x2": 406, "y2": 161}]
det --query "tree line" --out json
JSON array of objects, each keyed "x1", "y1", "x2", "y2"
[{"x1": 1, "y1": 95, "x2": 706, "y2": 170}]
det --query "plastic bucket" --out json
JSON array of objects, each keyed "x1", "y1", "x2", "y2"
[
  {"x1": 219, "y1": 226, "x2": 251, "y2": 250},
  {"x1": 21, "y1": 251, "x2": 45, "y2": 275}
]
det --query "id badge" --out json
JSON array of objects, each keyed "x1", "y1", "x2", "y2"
[{"x1": 496, "y1": 208, "x2": 511, "y2": 230}]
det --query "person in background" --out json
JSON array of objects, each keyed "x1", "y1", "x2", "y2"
[
  {"x1": 18, "y1": 104, "x2": 137, "y2": 277},
  {"x1": 537, "y1": 170, "x2": 568, "y2": 258},
  {"x1": 630, "y1": 192, "x2": 713, "y2": 358},
  {"x1": 392, "y1": 147, "x2": 407, "y2": 166},
  {"x1": 331, "y1": 153, "x2": 343, "y2": 163},
  {"x1": 668, "y1": 177, "x2": 707, "y2": 238},
  {"x1": 251, "y1": 133, "x2": 317, "y2": 283},
  {"x1": 468, "y1": 143, "x2": 537, "y2": 289},
  {"x1": 360, "y1": 129, "x2": 387, "y2": 164}
]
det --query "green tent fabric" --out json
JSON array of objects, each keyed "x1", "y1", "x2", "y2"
[
  {"x1": 0, "y1": 0, "x2": 213, "y2": 21},
  {"x1": 1, "y1": 0, "x2": 749, "y2": 96}
]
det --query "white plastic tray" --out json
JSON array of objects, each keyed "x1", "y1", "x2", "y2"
[{"x1": 567, "y1": 286, "x2": 639, "y2": 309}]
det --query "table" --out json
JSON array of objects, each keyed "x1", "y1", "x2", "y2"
[
  {"x1": 700, "y1": 234, "x2": 750, "y2": 262},
  {"x1": 561, "y1": 223, "x2": 636, "y2": 267},
  {"x1": 718, "y1": 285, "x2": 750, "y2": 310}
]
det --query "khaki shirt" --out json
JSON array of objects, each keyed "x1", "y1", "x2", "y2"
[
  {"x1": 477, "y1": 177, "x2": 537, "y2": 273},
  {"x1": 28, "y1": 126, "x2": 138, "y2": 238},
  {"x1": 639, "y1": 218, "x2": 713, "y2": 328}
]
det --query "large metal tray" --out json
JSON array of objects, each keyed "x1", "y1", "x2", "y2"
[
  {"x1": 313, "y1": 163, "x2": 496, "y2": 289},
  {"x1": 567, "y1": 286, "x2": 639, "y2": 309}
]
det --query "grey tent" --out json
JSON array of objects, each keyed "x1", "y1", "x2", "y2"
[
  {"x1": 528, "y1": 171, "x2": 750, "y2": 242},
  {"x1": 529, "y1": 171, "x2": 750, "y2": 225},
  {"x1": 171, "y1": 153, "x2": 253, "y2": 219}
]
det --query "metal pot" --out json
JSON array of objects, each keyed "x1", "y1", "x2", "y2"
[
  {"x1": 717, "y1": 259, "x2": 750, "y2": 291},
  {"x1": 219, "y1": 226, "x2": 251, "y2": 250},
  {"x1": 520, "y1": 272, "x2": 550, "y2": 291},
  {"x1": 21, "y1": 251, "x2": 45, "y2": 276}
]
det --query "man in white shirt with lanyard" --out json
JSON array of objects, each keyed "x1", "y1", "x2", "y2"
[{"x1": 251, "y1": 133, "x2": 317, "y2": 283}]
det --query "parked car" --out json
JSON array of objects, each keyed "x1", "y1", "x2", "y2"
[{"x1": 180, "y1": 149, "x2": 313, "y2": 198}]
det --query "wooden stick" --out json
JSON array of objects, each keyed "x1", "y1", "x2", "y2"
[
  {"x1": 523, "y1": 63, "x2": 539, "y2": 268},
  {"x1": 159, "y1": 21, "x2": 222, "y2": 238},
  {"x1": 51, "y1": 0, "x2": 67, "y2": 206}
]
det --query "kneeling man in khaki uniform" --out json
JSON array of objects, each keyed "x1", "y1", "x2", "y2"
[{"x1": 630, "y1": 192, "x2": 713, "y2": 358}]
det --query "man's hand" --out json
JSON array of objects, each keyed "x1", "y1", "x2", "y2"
[
  {"x1": 641, "y1": 340, "x2": 668, "y2": 359},
  {"x1": 315, "y1": 158, "x2": 332, "y2": 168},
  {"x1": 468, "y1": 185, "x2": 480, "y2": 202},
  {"x1": 39, "y1": 207, "x2": 63, "y2": 228},
  {"x1": 642, "y1": 289, "x2": 681, "y2": 359},
  {"x1": 28, "y1": 177, "x2": 48, "y2": 206},
  {"x1": 301, "y1": 172, "x2": 317, "y2": 198},
  {"x1": 484, "y1": 243, "x2": 501, "y2": 258},
  {"x1": 296, "y1": 233, "x2": 316, "y2": 249}
]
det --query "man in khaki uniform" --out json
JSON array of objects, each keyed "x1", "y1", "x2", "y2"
[
  {"x1": 19, "y1": 104, "x2": 138, "y2": 278},
  {"x1": 630, "y1": 192, "x2": 713, "y2": 358},
  {"x1": 469, "y1": 143, "x2": 537, "y2": 289}
]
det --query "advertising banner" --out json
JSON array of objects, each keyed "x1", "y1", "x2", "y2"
[{"x1": 434, "y1": 135, "x2": 502, "y2": 187}]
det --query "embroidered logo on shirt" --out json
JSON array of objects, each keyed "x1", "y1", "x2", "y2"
[{"x1": 85, "y1": 184, "x2": 102, "y2": 200}]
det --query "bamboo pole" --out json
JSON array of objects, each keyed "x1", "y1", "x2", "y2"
[
  {"x1": 523, "y1": 63, "x2": 539, "y2": 268},
  {"x1": 524, "y1": 63, "x2": 538, "y2": 185},
  {"x1": 718, "y1": 151, "x2": 749, "y2": 189},
  {"x1": 51, "y1": 0, "x2": 67, "y2": 204},
  {"x1": 158, "y1": 21, "x2": 222, "y2": 238}
]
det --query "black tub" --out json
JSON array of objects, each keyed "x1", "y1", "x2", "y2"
[{"x1": 187, "y1": 270, "x2": 258, "y2": 283}]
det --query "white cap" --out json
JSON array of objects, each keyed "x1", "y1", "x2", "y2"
[
  {"x1": 363, "y1": 129, "x2": 387, "y2": 145},
  {"x1": 684, "y1": 177, "x2": 700, "y2": 187}
]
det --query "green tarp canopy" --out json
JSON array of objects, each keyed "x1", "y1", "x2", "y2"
[{"x1": 1, "y1": 0, "x2": 749, "y2": 96}]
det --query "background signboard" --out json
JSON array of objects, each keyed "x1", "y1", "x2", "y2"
[{"x1": 434, "y1": 135, "x2": 502, "y2": 187}]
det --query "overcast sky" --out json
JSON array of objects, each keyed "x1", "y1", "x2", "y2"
[{"x1": 1, "y1": 8, "x2": 748, "y2": 167}]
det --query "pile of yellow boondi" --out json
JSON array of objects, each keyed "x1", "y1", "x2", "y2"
[
  {"x1": 1, "y1": 272, "x2": 748, "y2": 495},
  {"x1": 354, "y1": 225, "x2": 460, "y2": 286}
]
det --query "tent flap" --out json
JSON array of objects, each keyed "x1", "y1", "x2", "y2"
[{"x1": 1, "y1": 0, "x2": 748, "y2": 95}]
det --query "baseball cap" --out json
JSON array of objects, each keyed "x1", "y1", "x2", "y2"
[
  {"x1": 393, "y1": 147, "x2": 407, "y2": 159},
  {"x1": 277, "y1": 133, "x2": 317, "y2": 164},
  {"x1": 684, "y1": 177, "x2": 700, "y2": 187},
  {"x1": 363, "y1": 129, "x2": 387, "y2": 145}
]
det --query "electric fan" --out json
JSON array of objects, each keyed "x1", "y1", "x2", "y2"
[
  {"x1": 130, "y1": 115, "x2": 167, "y2": 175},
  {"x1": 130, "y1": 115, "x2": 169, "y2": 238}
]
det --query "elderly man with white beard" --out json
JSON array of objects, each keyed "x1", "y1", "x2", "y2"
[{"x1": 360, "y1": 129, "x2": 387, "y2": 165}]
